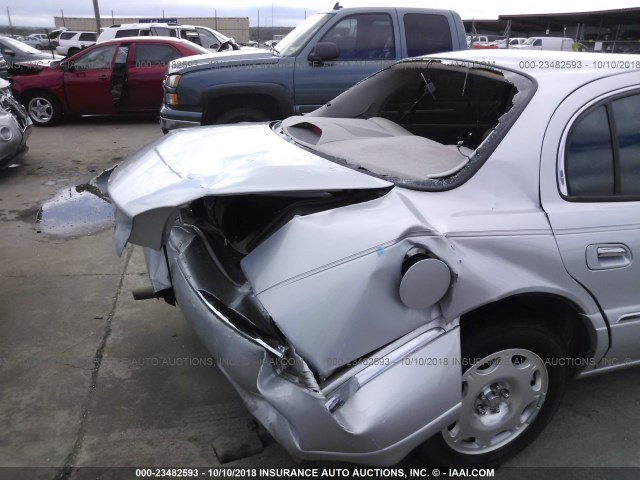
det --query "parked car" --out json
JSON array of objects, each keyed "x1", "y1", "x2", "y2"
[
  {"x1": 512, "y1": 36, "x2": 575, "y2": 51},
  {"x1": 107, "y1": 49, "x2": 640, "y2": 467},
  {"x1": 510, "y1": 38, "x2": 525, "y2": 46},
  {"x1": 97, "y1": 23, "x2": 241, "y2": 52},
  {"x1": 0, "y1": 36, "x2": 61, "y2": 69},
  {"x1": 10, "y1": 37, "x2": 210, "y2": 126},
  {"x1": 55, "y1": 30, "x2": 97, "y2": 56},
  {"x1": 24, "y1": 33, "x2": 52, "y2": 50},
  {"x1": 0, "y1": 77, "x2": 31, "y2": 167},
  {"x1": 160, "y1": 6, "x2": 467, "y2": 131}
]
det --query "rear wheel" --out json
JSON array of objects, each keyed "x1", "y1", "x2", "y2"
[
  {"x1": 67, "y1": 47, "x2": 80, "y2": 57},
  {"x1": 421, "y1": 321, "x2": 568, "y2": 467},
  {"x1": 25, "y1": 92, "x2": 62, "y2": 127},
  {"x1": 216, "y1": 107, "x2": 269, "y2": 125}
]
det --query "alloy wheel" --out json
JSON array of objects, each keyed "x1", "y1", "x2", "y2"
[{"x1": 28, "y1": 97, "x2": 54, "y2": 123}]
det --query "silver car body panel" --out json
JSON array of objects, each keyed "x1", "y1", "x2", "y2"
[
  {"x1": 108, "y1": 124, "x2": 391, "y2": 254},
  {"x1": 165, "y1": 225, "x2": 461, "y2": 464},
  {"x1": 241, "y1": 184, "x2": 604, "y2": 378},
  {"x1": 540, "y1": 72, "x2": 640, "y2": 370},
  {"x1": 0, "y1": 78, "x2": 32, "y2": 167}
]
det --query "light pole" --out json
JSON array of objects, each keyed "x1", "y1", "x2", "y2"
[{"x1": 92, "y1": 0, "x2": 102, "y2": 33}]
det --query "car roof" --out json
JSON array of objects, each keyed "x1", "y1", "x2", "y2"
[
  {"x1": 97, "y1": 36, "x2": 208, "y2": 51},
  {"x1": 405, "y1": 49, "x2": 640, "y2": 102},
  {"x1": 105, "y1": 23, "x2": 191, "y2": 29},
  {"x1": 422, "y1": 49, "x2": 639, "y2": 79}
]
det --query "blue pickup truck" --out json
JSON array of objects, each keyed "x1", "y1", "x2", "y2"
[{"x1": 160, "y1": 5, "x2": 467, "y2": 131}]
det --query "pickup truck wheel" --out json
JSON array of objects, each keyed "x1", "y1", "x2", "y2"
[
  {"x1": 421, "y1": 322, "x2": 568, "y2": 467},
  {"x1": 67, "y1": 47, "x2": 80, "y2": 56},
  {"x1": 25, "y1": 92, "x2": 62, "y2": 127},
  {"x1": 216, "y1": 107, "x2": 270, "y2": 124}
]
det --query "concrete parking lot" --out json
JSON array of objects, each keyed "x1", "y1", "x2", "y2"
[{"x1": 0, "y1": 117, "x2": 638, "y2": 479}]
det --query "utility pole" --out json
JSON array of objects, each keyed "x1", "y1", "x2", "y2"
[
  {"x1": 60, "y1": 9, "x2": 66, "y2": 27},
  {"x1": 6, "y1": 7, "x2": 13, "y2": 37},
  {"x1": 257, "y1": 11, "x2": 260, "y2": 45},
  {"x1": 92, "y1": 0, "x2": 102, "y2": 33}
]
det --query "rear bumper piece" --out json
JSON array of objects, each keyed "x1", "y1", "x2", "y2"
[{"x1": 164, "y1": 226, "x2": 462, "y2": 465}]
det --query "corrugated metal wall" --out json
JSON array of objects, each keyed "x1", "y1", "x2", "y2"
[{"x1": 54, "y1": 16, "x2": 250, "y2": 43}]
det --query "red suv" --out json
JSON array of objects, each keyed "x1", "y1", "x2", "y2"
[{"x1": 10, "y1": 37, "x2": 209, "y2": 126}]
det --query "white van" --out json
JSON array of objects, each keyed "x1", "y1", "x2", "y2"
[{"x1": 512, "y1": 37, "x2": 575, "y2": 51}]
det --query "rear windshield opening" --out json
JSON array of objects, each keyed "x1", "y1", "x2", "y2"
[{"x1": 279, "y1": 60, "x2": 534, "y2": 190}]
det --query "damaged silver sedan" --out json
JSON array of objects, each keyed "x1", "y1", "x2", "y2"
[
  {"x1": 108, "y1": 50, "x2": 640, "y2": 466},
  {"x1": 0, "y1": 77, "x2": 31, "y2": 168}
]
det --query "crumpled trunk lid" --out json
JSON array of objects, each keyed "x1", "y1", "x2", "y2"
[{"x1": 108, "y1": 123, "x2": 392, "y2": 255}]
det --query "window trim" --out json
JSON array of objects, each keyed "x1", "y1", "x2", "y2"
[{"x1": 560, "y1": 87, "x2": 640, "y2": 202}]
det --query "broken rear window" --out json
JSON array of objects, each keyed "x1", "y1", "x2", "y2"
[{"x1": 278, "y1": 59, "x2": 535, "y2": 191}]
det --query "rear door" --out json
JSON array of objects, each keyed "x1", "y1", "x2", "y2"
[
  {"x1": 540, "y1": 74, "x2": 640, "y2": 367},
  {"x1": 121, "y1": 42, "x2": 183, "y2": 111},
  {"x1": 64, "y1": 44, "x2": 117, "y2": 114}
]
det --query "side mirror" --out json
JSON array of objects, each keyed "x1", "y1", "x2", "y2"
[
  {"x1": 60, "y1": 61, "x2": 72, "y2": 72},
  {"x1": 308, "y1": 42, "x2": 339, "y2": 63}
]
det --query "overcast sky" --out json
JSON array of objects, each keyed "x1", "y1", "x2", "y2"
[{"x1": 5, "y1": 0, "x2": 639, "y2": 28}]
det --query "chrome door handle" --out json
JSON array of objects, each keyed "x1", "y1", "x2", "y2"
[
  {"x1": 597, "y1": 246, "x2": 627, "y2": 258},
  {"x1": 587, "y1": 244, "x2": 631, "y2": 270}
]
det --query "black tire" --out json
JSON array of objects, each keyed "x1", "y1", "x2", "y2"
[
  {"x1": 24, "y1": 92, "x2": 62, "y2": 127},
  {"x1": 216, "y1": 107, "x2": 270, "y2": 125},
  {"x1": 421, "y1": 320, "x2": 568, "y2": 467},
  {"x1": 67, "y1": 47, "x2": 80, "y2": 57},
  {"x1": 35, "y1": 44, "x2": 42, "y2": 50}
]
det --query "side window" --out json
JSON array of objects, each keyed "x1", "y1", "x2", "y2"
[
  {"x1": 150, "y1": 27, "x2": 172, "y2": 37},
  {"x1": 79, "y1": 33, "x2": 97, "y2": 42},
  {"x1": 197, "y1": 28, "x2": 220, "y2": 49},
  {"x1": 319, "y1": 14, "x2": 395, "y2": 60},
  {"x1": 115, "y1": 29, "x2": 140, "y2": 38},
  {"x1": 134, "y1": 44, "x2": 181, "y2": 65},
  {"x1": 533, "y1": 39, "x2": 542, "y2": 46},
  {"x1": 71, "y1": 45, "x2": 116, "y2": 71},
  {"x1": 60, "y1": 32, "x2": 76, "y2": 40},
  {"x1": 565, "y1": 92, "x2": 640, "y2": 199},
  {"x1": 566, "y1": 106, "x2": 614, "y2": 196},
  {"x1": 114, "y1": 45, "x2": 129, "y2": 64},
  {"x1": 611, "y1": 95, "x2": 640, "y2": 195},
  {"x1": 403, "y1": 14, "x2": 452, "y2": 57}
]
